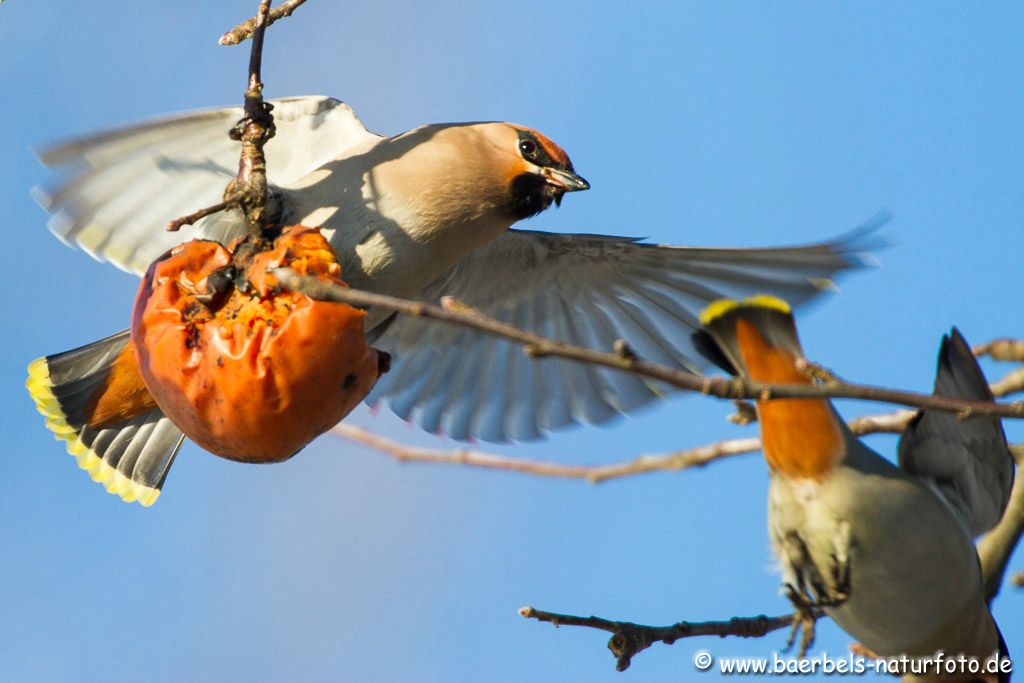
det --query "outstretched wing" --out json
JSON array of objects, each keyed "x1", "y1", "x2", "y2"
[
  {"x1": 370, "y1": 216, "x2": 887, "y2": 442},
  {"x1": 34, "y1": 96, "x2": 381, "y2": 275},
  {"x1": 899, "y1": 328, "x2": 1014, "y2": 536}
]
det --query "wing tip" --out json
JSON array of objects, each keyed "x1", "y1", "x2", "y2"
[
  {"x1": 830, "y1": 209, "x2": 894, "y2": 263},
  {"x1": 808, "y1": 277, "x2": 840, "y2": 292},
  {"x1": 26, "y1": 356, "x2": 161, "y2": 507}
]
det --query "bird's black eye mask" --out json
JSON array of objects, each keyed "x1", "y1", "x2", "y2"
[
  {"x1": 507, "y1": 129, "x2": 579, "y2": 219},
  {"x1": 517, "y1": 130, "x2": 560, "y2": 169}
]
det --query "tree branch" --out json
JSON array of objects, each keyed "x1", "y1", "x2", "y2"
[
  {"x1": 231, "y1": 0, "x2": 275, "y2": 237},
  {"x1": 276, "y1": 269, "x2": 1023, "y2": 419},
  {"x1": 167, "y1": 0, "x2": 279, "y2": 238},
  {"x1": 336, "y1": 354, "x2": 1021, "y2": 481},
  {"x1": 335, "y1": 368, "x2": 1013, "y2": 484},
  {"x1": 166, "y1": 199, "x2": 234, "y2": 232},
  {"x1": 518, "y1": 605, "x2": 819, "y2": 672},
  {"x1": 989, "y1": 367, "x2": 1024, "y2": 399},
  {"x1": 220, "y1": 0, "x2": 310, "y2": 45},
  {"x1": 974, "y1": 339, "x2": 1024, "y2": 363},
  {"x1": 846, "y1": 410, "x2": 917, "y2": 435},
  {"x1": 333, "y1": 423, "x2": 760, "y2": 483},
  {"x1": 335, "y1": 418, "x2": 1020, "y2": 487},
  {"x1": 978, "y1": 444, "x2": 1024, "y2": 601}
]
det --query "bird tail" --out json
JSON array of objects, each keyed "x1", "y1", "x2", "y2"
[
  {"x1": 898, "y1": 328, "x2": 1014, "y2": 536},
  {"x1": 692, "y1": 294, "x2": 806, "y2": 382},
  {"x1": 26, "y1": 330, "x2": 184, "y2": 506},
  {"x1": 933, "y1": 328, "x2": 998, "y2": 402}
]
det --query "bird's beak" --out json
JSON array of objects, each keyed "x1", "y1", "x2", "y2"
[{"x1": 542, "y1": 167, "x2": 590, "y2": 193}]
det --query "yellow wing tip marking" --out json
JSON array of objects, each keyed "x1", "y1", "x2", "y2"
[
  {"x1": 26, "y1": 356, "x2": 160, "y2": 507},
  {"x1": 809, "y1": 277, "x2": 839, "y2": 292},
  {"x1": 699, "y1": 295, "x2": 792, "y2": 326},
  {"x1": 75, "y1": 222, "x2": 110, "y2": 255}
]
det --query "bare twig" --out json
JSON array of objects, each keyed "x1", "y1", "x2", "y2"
[
  {"x1": 332, "y1": 423, "x2": 759, "y2": 483},
  {"x1": 166, "y1": 0, "x2": 278, "y2": 238},
  {"x1": 231, "y1": 0, "x2": 275, "y2": 236},
  {"x1": 989, "y1": 367, "x2": 1024, "y2": 400},
  {"x1": 335, "y1": 356, "x2": 1021, "y2": 482},
  {"x1": 275, "y1": 269, "x2": 1024, "y2": 419},
  {"x1": 978, "y1": 445, "x2": 1024, "y2": 601},
  {"x1": 518, "y1": 605, "x2": 818, "y2": 672},
  {"x1": 846, "y1": 410, "x2": 917, "y2": 435},
  {"x1": 333, "y1": 423, "x2": 607, "y2": 479},
  {"x1": 336, "y1": 424, "x2": 1021, "y2": 487},
  {"x1": 166, "y1": 200, "x2": 234, "y2": 231},
  {"x1": 220, "y1": 0, "x2": 310, "y2": 45},
  {"x1": 975, "y1": 339, "x2": 1024, "y2": 363},
  {"x1": 728, "y1": 400, "x2": 758, "y2": 425}
]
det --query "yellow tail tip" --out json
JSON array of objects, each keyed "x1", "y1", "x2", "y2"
[
  {"x1": 27, "y1": 356, "x2": 51, "y2": 382},
  {"x1": 26, "y1": 357, "x2": 56, "y2": 409},
  {"x1": 699, "y1": 295, "x2": 792, "y2": 326},
  {"x1": 26, "y1": 354, "x2": 160, "y2": 507}
]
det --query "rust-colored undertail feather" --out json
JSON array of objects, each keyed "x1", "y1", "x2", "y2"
[{"x1": 697, "y1": 295, "x2": 844, "y2": 480}]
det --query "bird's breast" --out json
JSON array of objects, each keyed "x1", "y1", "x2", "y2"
[
  {"x1": 284, "y1": 184, "x2": 478, "y2": 297},
  {"x1": 770, "y1": 467, "x2": 994, "y2": 658}
]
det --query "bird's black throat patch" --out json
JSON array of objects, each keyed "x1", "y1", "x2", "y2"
[{"x1": 507, "y1": 172, "x2": 558, "y2": 220}]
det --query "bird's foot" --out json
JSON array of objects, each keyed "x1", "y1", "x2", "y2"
[{"x1": 783, "y1": 584, "x2": 821, "y2": 657}]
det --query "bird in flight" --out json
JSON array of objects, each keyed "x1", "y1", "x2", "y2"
[{"x1": 29, "y1": 96, "x2": 885, "y2": 504}]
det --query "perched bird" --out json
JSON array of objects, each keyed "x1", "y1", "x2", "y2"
[
  {"x1": 696, "y1": 296, "x2": 1012, "y2": 681},
  {"x1": 30, "y1": 96, "x2": 883, "y2": 504}
]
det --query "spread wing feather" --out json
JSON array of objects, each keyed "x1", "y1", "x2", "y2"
[
  {"x1": 35, "y1": 96, "x2": 380, "y2": 275},
  {"x1": 371, "y1": 217, "x2": 887, "y2": 442}
]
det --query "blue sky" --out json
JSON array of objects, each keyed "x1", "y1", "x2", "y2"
[{"x1": 1, "y1": 2, "x2": 1021, "y2": 681}]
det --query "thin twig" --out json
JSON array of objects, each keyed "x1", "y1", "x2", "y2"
[
  {"x1": 846, "y1": 410, "x2": 917, "y2": 435},
  {"x1": 332, "y1": 423, "x2": 759, "y2": 483},
  {"x1": 728, "y1": 400, "x2": 758, "y2": 425},
  {"x1": 231, "y1": 0, "x2": 275, "y2": 236},
  {"x1": 989, "y1": 367, "x2": 1024, "y2": 400},
  {"x1": 335, "y1": 363, "x2": 1021, "y2": 483},
  {"x1": 220, "y1": 0, "x2": 310, "y2": 45},
  {"x1": 335, "y1": 420, "x2": 1018, "y2": 486},
  {"x1": 333, "y1": 424, "x2": 605, "y2": 479},
  {"x1": 166, "y1": 199, "x2": 235, "y2": 231},
  {"x1": 974, "y1": 339, "x2": 1024, "y2": 363},
  {"x1": 166, "y1": 0, "x2": 277, "y2": 238},
  {"x1": 276, "y1": 268, "x2": 1024, "y2": 419},
  {"x1": 518, "y1": 606, "x2": 816, "y2": 672},
  {"x1": 978, "y1": 445, "x2": 1024, "y2": 601}
]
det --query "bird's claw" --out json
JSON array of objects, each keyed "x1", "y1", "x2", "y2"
[{"x1": 783, "y1": 584, "x2": 819, "y2": 657}]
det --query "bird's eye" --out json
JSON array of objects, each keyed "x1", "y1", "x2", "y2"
[{"x1": 519, "y1": 138, "x2": 539, "y2": 160}]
